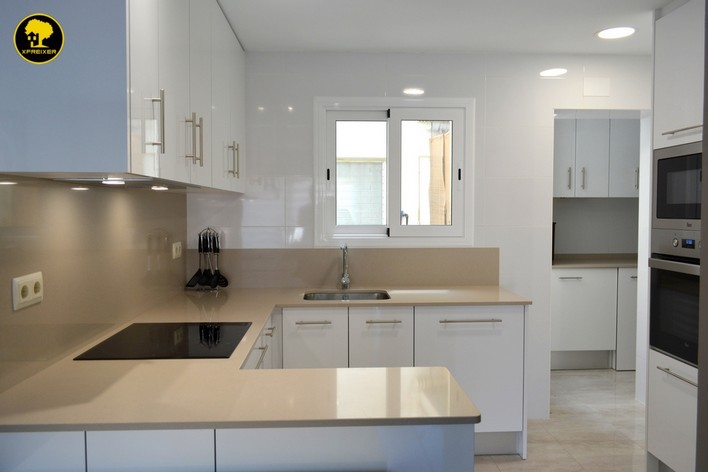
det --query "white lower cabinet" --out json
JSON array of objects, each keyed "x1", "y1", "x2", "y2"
[
  {"x1": 414, "y1": 305, "x2": 525, "y2": 434},
  {"x1": 243, "y1": 311, "x2": 283, "y2": 369},
  {"x1": 551, "y1": 268, "x2": 618, "y2": 351},
  {"x1": 86, "y1": 429, "x2": 214, "y2": 471},
  {"x1": 282, "y1": 307, "x2": 348, "y2": 368},
  {"x1": 0, "y1": 431, "x2": 85, "y2": 472},
  {"x1": 647, "y1": 349, "x2": 697, "y2": 472},
  {"x1": 349, "y1": 306, "x2": 414, "y2": 367},
  {"x1": 614, "y1": 268, "x2": 637, "y2": 370}
]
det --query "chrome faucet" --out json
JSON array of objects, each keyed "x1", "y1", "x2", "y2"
[{"x1": 340, "y1": 244, "x2": 350, "y2": 289}]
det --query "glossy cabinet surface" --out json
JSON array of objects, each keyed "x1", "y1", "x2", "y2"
[
  {"x1": 614, "y1": 268, "x2": 637, "y2": 370},
  {"x1": 653, "y1": 0, "x2": 704, "y2": 149},
  {"x1": 243, "y1": 311, "x2": 283, "y2": 369},
  {"x1": 282, "y1": 307, "x2": 348, "y2": 368},
  {"x1": 414, "y1": 305, "x2": 525, "y2": 434},
  {"x1": 647, "y1": 349, "x2": 697, "y2": 472},
  {"x1": 86, "y1": 429, "x2": 215, "y2": 471},
  {"x1": 551, "y1": 268, "x2": 618, "y2": 351},
  {"x1": 349, "y1": 306, "x2": 414, "y2": 367},
  {"x1": 574, "y1": 119, "x2": 610, "y2": 197},
  {"x1": 609, "y1": 119, "x2": 640, "y2": 197},
  {"x1": 0, "y1": 431, "x2": 85, "y2": 471}
]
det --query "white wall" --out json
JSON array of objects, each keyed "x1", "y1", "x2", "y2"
[{"x1": 188, "y1": 52, "x2": 653, "y2": 419}]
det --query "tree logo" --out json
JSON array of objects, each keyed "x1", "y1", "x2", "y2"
[{"x1": 14, "y1": 13, "x2": 64, "y2": 64}]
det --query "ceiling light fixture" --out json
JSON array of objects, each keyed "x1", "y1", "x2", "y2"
[
  {"x1": 539, "y1": 68, "x2": 568, "y2": 78},
  {"x1": 403, "y1": 87, "x2": 425, "y2": 96},
  {"x1": 0, "y1": 181, "x2": 18, "y2": 186},
  {"x1": 151, "y1": 185, "x2": 169, "y2": 191},
  {"x1": 597, "y1": 27, "x2": 635, "y2": 40},
  {"x1": 71, "y1": 186, "x2": 90, "y2": 191}
]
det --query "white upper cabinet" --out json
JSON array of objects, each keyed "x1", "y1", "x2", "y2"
[
  {"x1": 554, "y1": 112, "x2": 640, "y2": 198},
  {"x1": 211, "y1": 2, "x2": 246, "y2": 192},
  {"x1": 653, "y1": 0, "x2": 705, "y2": 149},
  {"x1": 609, "y1": 119, "x2": 640, "y2": 197},
  {"x1": 0, "y1": 0, "x2": 129, "y2": 173},
  {"x1": 1, "y1": 0, "x2": 245, "y2": 193}
]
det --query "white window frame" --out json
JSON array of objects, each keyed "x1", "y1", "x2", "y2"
[{"x1": 314, "y1": 97, "x2": 475, "y2": 247}]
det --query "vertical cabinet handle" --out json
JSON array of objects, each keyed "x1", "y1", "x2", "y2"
[
  {"x1": 634, "y1": 168, "x2": 639, "y2": 190},
  {"x1": 186, "y1": 112, "x2": 197, "y2": 164},
  {"x1": 255, "y1": 345, "x2": 269, "y2": 369},
  {"x1": 567, "y1": 167, "x2": 572, "y2": 190},
  {"x1": 228, "y1": 141, "x2": 240, "y2": 177},
  {"x1": 581, "y1": 167, "x2": 586, "y2": 190},
  {"x1": 147, "y1": 89, "x2": 165, "y2": 153},
  {"x1": 197, "y1": 116, "x2": 204, "y2": 167}
]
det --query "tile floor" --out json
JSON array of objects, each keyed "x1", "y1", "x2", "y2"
[{"x1": 477, "y1": 369, "x2": 646, "y2": 471}]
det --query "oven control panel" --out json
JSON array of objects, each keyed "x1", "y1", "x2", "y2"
[{"x1": 653, "y1": 228, "x2": 701, "y2": 258}]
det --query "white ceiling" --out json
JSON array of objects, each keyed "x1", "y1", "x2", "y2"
[{"x1": 219, "y1": 0, "x2": 674, "y2": 56}]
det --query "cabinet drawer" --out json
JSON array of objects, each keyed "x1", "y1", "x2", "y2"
[
  {"x1": 349, "y1": 306, "x2": 414, "y2": 368},
  {"x1": 647, "y1": 350, "x2": 697, "y2": 472}
]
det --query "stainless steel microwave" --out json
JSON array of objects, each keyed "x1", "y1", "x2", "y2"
[{"x1": 652, "y1": 141, "x2": 702, "y2": 234}]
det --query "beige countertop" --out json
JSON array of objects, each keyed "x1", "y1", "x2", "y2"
[
  {"x1": 552, "y1": 253, "x2": 638, "y2": 269},
  {"x1": 0, "y1": 286, "x2": 531, "y2": 432}
]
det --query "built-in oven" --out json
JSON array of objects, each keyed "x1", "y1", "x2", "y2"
[{"x1": 652, "y1": 140, "x2": 702, "y2": 232}]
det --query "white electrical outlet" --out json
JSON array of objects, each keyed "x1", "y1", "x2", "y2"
[
  {"x1": 172, "y1": 241, "x2": 183, "y2": 259},
  {"x1": 12, "y1": 272, "x2": 43, "y2": 311}
]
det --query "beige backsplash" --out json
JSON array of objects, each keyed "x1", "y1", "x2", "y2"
[
  {"x1": 0, "y1": 176, "x2": 187, "y2": 392},
  {"x1": 187, "y1": 247, "x2": 499, "y2": 289}
]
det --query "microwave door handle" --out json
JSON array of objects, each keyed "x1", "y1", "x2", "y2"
[{"x1": 649, "y1": 258, "x2": 701, "y2": 276}]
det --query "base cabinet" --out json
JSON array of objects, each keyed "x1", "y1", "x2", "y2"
[
  {"x1": 414, "y1": 305, "x2": 525, "y2": 434},
  {"x1": 647, "y1": 350, "x2": 697, "y2": 472},
  {"x1": 0, "y1": 431, "x2": 85, "y2": 472},
  {"x1": 349, "y1": 306, "x2": 414, "y2": 367},
  {"x1": 243, "y1": 311, "x2": 283, "y2": 370},
  {"x1": 282, "y1": 307, "x2": 348, "y2": 368}
]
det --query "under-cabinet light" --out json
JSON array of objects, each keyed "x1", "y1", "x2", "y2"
[{"x1": 403, "y1": 87, "x2": 425, "y2": 96}]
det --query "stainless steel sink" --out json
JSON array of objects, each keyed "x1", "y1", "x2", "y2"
[{"x1": 303, "y1": 290, "x2": 390, "y2": 301}]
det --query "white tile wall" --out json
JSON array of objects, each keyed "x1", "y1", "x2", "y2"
[{"x1": 187, "y1": 51, "x2": 653, "y2": 420}]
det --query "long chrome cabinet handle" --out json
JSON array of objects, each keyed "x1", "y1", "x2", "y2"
[
  {"x1": 255, "y1": 345, "x2": 269, "y2": 369},
  {"x1": 366, "y1": 320, "x2": 402, "y2": 324},
  {"x1": 559, "y1": 276, "x2": 583, "y2": 280},
  {"x1": 439, "y1": 318, "x2": 503, "y2": 324},
  {"x1": 295, "y1": 320, "x2": 333, "y2": 325},
  {"x1": 567, "y1": 167, "x2": 572, "y2": 190},
  {"x1": 634, "y1": 168, "x2": 639, "y2": 190},
  {"x1": 197, "y1": 116, "x2": 204, "y2": 167},
  {"x1": 228, "y1": 141, "x2": 240, "y2": 177},
  {"x1": 186, "y1": 112, "x2": 197, "y2": 164},
  {"x1": 264, "y1": 326, "x2": 276, "y2": 337},
  {"x1": 146, "y1": 89, "x2": 165, "y2": 153},
  {"x1": 661, "y1": 124, "x2": 703, "y2": 136},
  {"x1": 657, "y1": 366, "x2": 697, "y2": 387}
]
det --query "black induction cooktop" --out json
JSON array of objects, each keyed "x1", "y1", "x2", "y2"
[{"x1": 74, "y1": 322, "x2": 252, "y2": 360}]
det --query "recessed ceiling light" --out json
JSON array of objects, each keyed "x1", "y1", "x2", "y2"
[
  {"x1": 0, "y1": 181, "x2": 18, "y2": 186},
  {"x1": 597, "y1": 27, "x2": 635, "y2": 40},
  {"x1": 101, "y1": 178, "x2": 125, "y2": 186},
  {"x1": 71, "y1": 186, "x2": 90, "y2": 191},
  {"x1": 151, "y1": 185, "x2": 169, "y2": 191},
  {"x1": 539, "y1": 68, "x2": 568, "y2": 78},
  {"x1": 403, "y1": 87, "x2": 425, "y2": 96}
]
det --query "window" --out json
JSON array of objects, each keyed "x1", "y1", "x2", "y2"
[{"x1": 315, "y1": 98, "x2": 473, "y2": 245}]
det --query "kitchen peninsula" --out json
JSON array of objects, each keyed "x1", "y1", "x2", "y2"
[{"x1": 0, "y1": 285, "x2": 530, "y2": 471}]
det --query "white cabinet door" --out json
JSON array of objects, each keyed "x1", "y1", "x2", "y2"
[
  {"x1": 282, "y1": 308, "x2": 348, "y2": 368},
  {"x1": 155, "y1": 0, "x2": 191, "y2": 183},
  {"x1": 0, "y1": 431, "x2": 85, "y2": 472},
  {"x1": 551, "y1": 268, "x2": 617, "y2": 351},
  {"x1": 211, "y1": 3, "x2": 246, "y2": 192},
  {"x1": 414, "y1": 305, "x2": 525, "y2": 433},
  {"x1": 87, "y1": 429, "x2": 215, "y2": 471},
  {"x1": 553, "y1": 118, "x2": 576, "y2": 198},
  {"x1": 647, "y1": 350, "x2": 697, "y2": 472},
  {"x1": 615, "y1": 268, "x2": 637, "y2": 370},
  {"x1": 575, "y1": 119, "x2": 609, "y2": 197},
  {"x1": 653, "y1": 0, "x2": 704, "y2": 149},
  {"x1": 609, "y1": 119, "x2": 640, "y2": 198},
  {"x1": 243, "y1": 312, "x2": 283, "y2": 370},
  {"x1": 187, "y1": 0, "x2": 213, "y2": 187},
  {"x1": 349, "y1": 306, "x2": 414, "y2": 367}
]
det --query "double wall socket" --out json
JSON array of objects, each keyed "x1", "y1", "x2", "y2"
[{"x1": 12, "y1": 272, "x2": 44, "y2": 311}]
